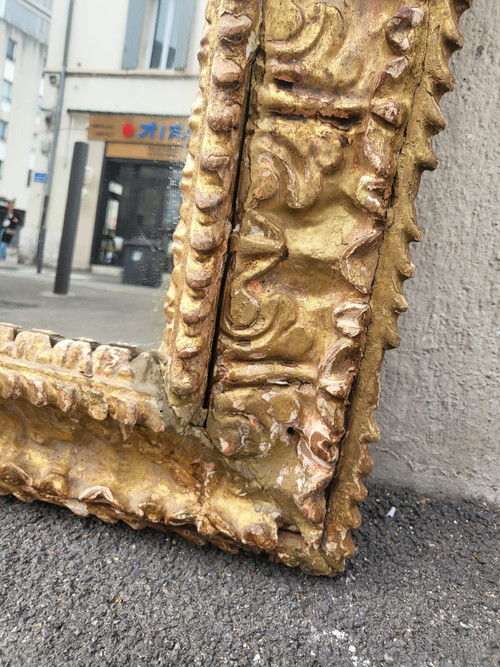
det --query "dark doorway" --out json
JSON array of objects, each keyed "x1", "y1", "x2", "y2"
[{"x1": 91, "y1": 157, "x2": 182, "y2": 269}]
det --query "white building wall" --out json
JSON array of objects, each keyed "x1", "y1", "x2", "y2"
[
  {"x1": 61, "y1": 74, "x2": 200, "y2": 117},
  {"x1": 0, "y1": 21, "x2": 47, "y2": 211},
  {"x1": 64, "y1": 0, "x2": 129, "y2": 71},
  {"x1": 22, "y1": 0, "x2": 206, "y2": 269}
]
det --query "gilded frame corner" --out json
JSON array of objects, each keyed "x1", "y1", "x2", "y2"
[{"x1": 0, "y1": 0, "x2": 472, "y2": 576}]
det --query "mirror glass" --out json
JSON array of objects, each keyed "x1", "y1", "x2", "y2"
[{"x1": 0, "y1": 0, "x2": 205, "y2": 350}]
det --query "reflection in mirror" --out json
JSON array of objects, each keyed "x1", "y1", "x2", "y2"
[{"x1": 0, "y1": 0, "x2": 204, "y2": 349}]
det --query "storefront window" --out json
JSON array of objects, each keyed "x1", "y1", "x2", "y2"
[{"x1": 91, "y1": 158, "x2": 184, "y2": 273}]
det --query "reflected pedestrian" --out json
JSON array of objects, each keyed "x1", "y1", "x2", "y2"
[{"x1": 0, "y1": 200, "x2": 19, "y2": 260}]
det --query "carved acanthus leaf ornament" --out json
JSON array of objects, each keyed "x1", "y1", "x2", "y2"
[{"x1": 0, "y1": 0, "x2": 472, "y2": 575}]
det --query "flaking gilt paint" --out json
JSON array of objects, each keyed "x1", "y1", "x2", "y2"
[{"x1": 0, "y1": 0, "x2": 472, "y2": 575}]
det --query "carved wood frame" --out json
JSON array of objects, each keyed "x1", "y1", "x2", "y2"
[{"x1": 0, "y1": 0, "x2": 472, "y2": 576}]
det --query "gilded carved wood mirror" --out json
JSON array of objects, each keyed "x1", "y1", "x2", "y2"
[{"x1": 0, "y1": 0, "x2": 472, "y2": 575}]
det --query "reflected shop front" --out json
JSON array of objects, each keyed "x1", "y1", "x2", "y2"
[
  {"x1": 0, "y1": 0, "x2": 204, "y2": 345},
  {"x1": 0, "y1": 0, "x2": 204, "y2": 290},
  {"x1": 88, "y1": 113, "x2": 187, "y2": 286}
]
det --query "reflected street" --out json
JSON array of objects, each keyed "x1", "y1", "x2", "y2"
[
  {"x1": 0, "y1": 263, "x2": 168, "y2": 350},
  {"x1": 0, "y1": 0, "x2": 203, "y2": 342}
]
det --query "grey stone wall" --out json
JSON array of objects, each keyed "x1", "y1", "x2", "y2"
[{"x1": 372, "y1": 0, "x2": 499, "y2": 505}]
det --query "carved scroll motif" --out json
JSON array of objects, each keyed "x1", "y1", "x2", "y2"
[
  {"x1": 0, "y1": 0, "x2": 472, "y2": 575},
  {"x1": 207, "y1": 0, "x2": 471, "y2": 562}
]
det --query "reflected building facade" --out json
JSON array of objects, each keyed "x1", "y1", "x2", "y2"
[
  {"x1": 20, "y1": 0, "x2": 203, "y2": 274},
  {"x1": 0, "y1": 0, "x2": 52, "y2": 227}
]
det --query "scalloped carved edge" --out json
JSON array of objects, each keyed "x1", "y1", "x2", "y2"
[
  {"x1": 323, "y1": 0, "x2": 472, "y2": 562},
  {"x1": 0, "y1": 324, "x2": 170, "y2": 432},
  {"x1": 160, "y1": 0, "x2": 263, "y2": 425}
]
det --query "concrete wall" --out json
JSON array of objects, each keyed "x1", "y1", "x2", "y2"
[{"x1": 372, "y1": 0, "x2": 499, "y2": 505}]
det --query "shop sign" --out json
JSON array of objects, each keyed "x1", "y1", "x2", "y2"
[
  {"x1": 106, "y1": 142, "x2": 188, "y2": 163},
  {"x1": 88, "y1": 114, "x2": 190, "y2": 146}
]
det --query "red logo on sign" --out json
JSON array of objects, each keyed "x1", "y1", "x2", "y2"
[{"x1": 122, "y1": 123, "x2": 135, "y2": 138}]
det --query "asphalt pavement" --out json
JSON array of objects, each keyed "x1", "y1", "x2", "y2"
[
  {"x1": 1, "y1": 481, "x2": 498, "y2": 666},
  {"x1": 1, "y1": 262, "x2": 499, "y2": 665}
]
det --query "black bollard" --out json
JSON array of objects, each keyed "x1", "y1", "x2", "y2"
[{"x1": 53, "y1": 141, "x2": 89, "y2": 295}]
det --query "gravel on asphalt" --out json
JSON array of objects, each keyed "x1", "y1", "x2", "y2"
[{"x1": 1, "y1": 481, "x2": 499, "y2": 667}]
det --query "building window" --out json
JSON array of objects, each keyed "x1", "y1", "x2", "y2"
[
  {"x1": 2, "y1": 81, "x2": 12, "y2": 101},
  {"x1": 0, "y1": 121, "x2": 7, "y2": 140},
  {"x1": 6, "y1": 39, "x2": 16, "y2": 61},
  {"x1": 149, "y1": 0, "x2": 177, "y2": 69},
  {"x1": 4, "y1": 1, "x2": 51, "y2": 44},
  {"x1": 35, "y1": 0, "x2": 54, "y2": 10},
  {"x1": 122, "y1": 0, "x2": 195, "y2": 71}
]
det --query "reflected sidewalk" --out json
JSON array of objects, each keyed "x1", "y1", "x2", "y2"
[{"x1": 0, "y1": 263, "x2": 170, "y2": 350}]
